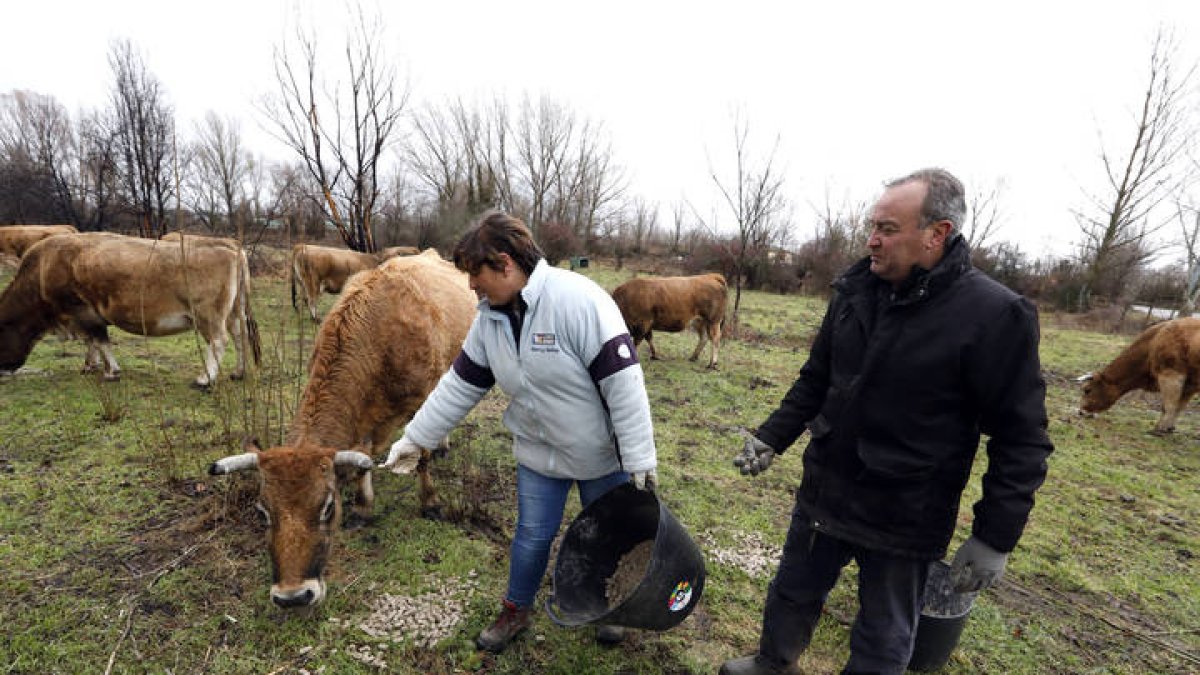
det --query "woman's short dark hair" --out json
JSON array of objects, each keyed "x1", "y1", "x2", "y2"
[{"x1": 452, "y1": 211, "x2": 544, "y2": 277}]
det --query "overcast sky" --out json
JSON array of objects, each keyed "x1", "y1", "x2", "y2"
[{"x1": 4, "y1": 0, "x2": 1199, "y2": 259}]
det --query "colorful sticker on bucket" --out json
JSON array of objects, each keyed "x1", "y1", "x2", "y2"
[{"x1": 667, "y1": 580, "x2": 693, "y2": 612}]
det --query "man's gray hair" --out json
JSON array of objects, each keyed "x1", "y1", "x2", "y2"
[{"x1": 886, "y1": 168, "x2": 965, "y2": 230}]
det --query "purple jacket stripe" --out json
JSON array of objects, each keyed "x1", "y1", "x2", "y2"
[
  {"x1": 588, "y1": 334, "x2": 639, "y2": 383},
  {"x1": 452, "y1": 350, "x2": 495, "y2": 389}
]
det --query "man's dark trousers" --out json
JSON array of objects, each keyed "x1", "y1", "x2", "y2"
[{"x1": 758, "y1": 504, "x2": 931, "y2": 674}]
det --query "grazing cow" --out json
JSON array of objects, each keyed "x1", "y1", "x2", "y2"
[
  {"x1": 289, "y1": 243, "x2": 419, "y2": 321},
  {"x1": 611, "y1": 273, "x2": 728, "y2": 369},
  {"x1": 0, "y1": 232, "x2": 260, "y2": 387},
  {"x1": 1078, "y1": 317, "x2": 1200, "y2": 434},
  {"x1": 209, "y1": 250, "x2": 476, "y2": 608},
  {"x1": 0, "y1": 224, "x2": 78, "y2": 261}
]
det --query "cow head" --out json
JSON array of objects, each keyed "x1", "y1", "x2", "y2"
[
  {"x1": 209, "y1": 439, "x2": 373, "y2": 608},
  {"x1": 1077, "y1": 371, "x2": 1120, "y2": 415}
]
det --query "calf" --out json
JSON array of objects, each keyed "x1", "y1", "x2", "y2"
[
  {"x1": 1079, "y1": 317, "x2": 1200, "y2": 434},
  {"x1": 611, "y1": 273, "x2": 728, "y2": 369}
]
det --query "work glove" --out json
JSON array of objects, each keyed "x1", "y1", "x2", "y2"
[
  {"x1": 379, "y1": 436, "x2": 423, "y2": 475},
  {"x1": 631, "y1": 469, "x2": 657, "y2": 492},
  {"x1": 949, "y1": 535, "x2": 1009, "y2": 593},
  {"x1": 733, "y1": 436, "x2": 776, "y2": 476}
]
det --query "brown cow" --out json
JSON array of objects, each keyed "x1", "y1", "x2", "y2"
[
  {"x1": 0, "y1": 224, "x2": 78, "y2": 261},
  {"x1": 208, "y1": 250, "x2": 476, "y2": 608},
  {"x1": 290, "y1": 243, "x2": 419, "y2": 321},
  {"x1": 1078, "y1": 317, "x2": 1200, "y2": 434},
  {"x1": 0, "y1": 232, "x2": 260, "y2": 387},
  {"x1": 611, "y1": 273, "x2": 728, "y2": 369}
]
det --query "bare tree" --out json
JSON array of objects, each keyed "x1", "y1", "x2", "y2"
[
  {"x1": 0, "y1": 90, "x2": 81, "y2": 226},
  {"x1": 1175, "y1": 199, "x2": 1200, "y2": 316},
  {"x1": 76, "y1": 108, "x2": 119, "y2": 231},
  {"x1": 703, "y1": 113, "x2": 788, "y2": 324},
  {"x1": 261, "y1": 5, "x2": 407, "y2": 251},
  {"x1": 188, "y1": 112, "x2": 252, "y2": 239},
  {"x1": 108, "y1": 39, "x2": 176, "y2": 238},
  {"x1": 964, "y1": 177, "x2": 1006, "y2": 252},
  {"x1": 1074, "y1": 29, "x2": 1196, "y2": 311},
  {"x1": 626, "y1": 196, "x2": 658, "y2": 254}
]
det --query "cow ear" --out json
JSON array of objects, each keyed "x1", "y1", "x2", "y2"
[{"x1": 243, "y1": 436, "x2": 263, "y2": 452}]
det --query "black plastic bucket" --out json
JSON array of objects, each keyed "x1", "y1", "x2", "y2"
[
  {"x1": 908, "y1": 560, "x2": 978, "y2": 672},
  {"x1": 544, "y1": 482, "x2": 705, "y2": 631}
]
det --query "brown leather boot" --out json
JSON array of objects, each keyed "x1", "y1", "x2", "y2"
[{"x1": 475, "y1": 599, "x2": 533, "y2": 653}]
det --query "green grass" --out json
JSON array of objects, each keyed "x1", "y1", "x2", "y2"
[{"x1": 1, "y1": 255, "x2": 1198, "y2": 673}]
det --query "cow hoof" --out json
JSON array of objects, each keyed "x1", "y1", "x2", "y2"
[
  {"x1": 103, "y1": 373, "x2": 121, "y2": 382},
  {"x1": 432, "y1": 445, "x2": 449, "y2": 459},
  {"x1": 420, "y1": 505, "x2": 445, "y2": 521},
  {"x1": 1149, "y1": 427, "x2": 1174, "y2": 437},
  {"x1": 190, "y1": 381, "x2": 213, "y2": 392},
  {"x1": 706, "y1": 364, "x2": 719, "y2": 371},
  {"x1": 229, "y1": 372, "x2": 245, "y2": 381}
]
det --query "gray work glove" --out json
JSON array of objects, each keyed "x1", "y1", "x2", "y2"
[
  {"x1": 733, "y1": 436, "x2": 776, "y2": 476},
  {"x1": 949, "y1": 535, "x2": 1009, "y2": 592},
  {"x1": 630, "y1": 469, "x2": 657, "y2": 492}
]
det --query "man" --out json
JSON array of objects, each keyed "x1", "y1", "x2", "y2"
[{"x1": 720, "y1": 168, "x2": 1053, "y2": 675}]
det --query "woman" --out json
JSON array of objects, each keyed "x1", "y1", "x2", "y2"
[{"x1": 382, "y1": 211, "x2": 658, "y2": 653}]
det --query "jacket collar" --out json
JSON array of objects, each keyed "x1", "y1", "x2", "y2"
[{"x1": 834, "y1": 234, "x2": 972, "y2": 304}]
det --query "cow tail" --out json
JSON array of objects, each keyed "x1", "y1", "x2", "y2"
[
  {"x1": 239, "y1": 251, "x2": 262, "y2": 366},
  {"x1": 289, "y1": 248, "x2": 299, "y2": 310}
]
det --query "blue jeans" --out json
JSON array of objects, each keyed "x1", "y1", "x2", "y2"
[{"x1": 506, "y1": 464, "x2": 630, "y2": 608}]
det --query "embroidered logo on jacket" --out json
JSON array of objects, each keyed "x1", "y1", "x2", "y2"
[{"x1": 531, "y1": 332, "x2": 560, "y2": 353}]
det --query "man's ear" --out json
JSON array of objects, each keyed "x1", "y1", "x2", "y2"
[
  {"x1": 929, "y1": 220, "x2": 952, "y2": 248},
  {"x1": 497, "y1": 252, "x2": 515, "y2": 273}
]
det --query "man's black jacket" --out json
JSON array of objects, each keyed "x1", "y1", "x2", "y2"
[{"x1": 755, "y1": 237, "x2": 1053, "y2": 559}]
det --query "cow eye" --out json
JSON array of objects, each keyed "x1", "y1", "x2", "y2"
[
  {"x1": 319, "y1": 494, "x2": 336, "y2": 523},
  {"x1": 255, "y1": 502, "x2": 271, "y2": 526}
]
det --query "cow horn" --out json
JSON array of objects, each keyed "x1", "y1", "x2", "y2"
[
  {"x1": 1075, "y1": 372, "x2": 1094, "y2": 383},
  {"x1": 209, "y1": 452, "x2": 260, "y2": 475},
  {"x1": 334, "y1": 451, "x2": 374, "y2": 470}
]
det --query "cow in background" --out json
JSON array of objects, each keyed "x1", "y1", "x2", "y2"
[
  {"x1": 1078, "y1": 316, "x2": 1200, "y2": 434},
  {"x1": 0, "y1": 232, "x2": 260, "y2": 387},
  {"x1": 0, "y1": 224, "x2": 78, "y2": 262},
  {"x1": 209, "y1": 250, "x2": 476, "y2": 608},
  {"x1": 290, "y1": 243, "x2": 419, "y2": 321},
  {"x1": 611, "y1": 273, "x2": 728, "y2": 369}
]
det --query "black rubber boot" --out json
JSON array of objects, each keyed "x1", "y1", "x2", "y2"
[{"x1": 719, "y1": 654, "x2": 802, "y2": 675}]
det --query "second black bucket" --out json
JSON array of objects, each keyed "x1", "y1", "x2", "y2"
[
  {"x1": 544, "y1": 482, "x2": 705, "y2": 631},
  {"x1": 907, "y1": 560, "x2": 979, "y2": 672}
]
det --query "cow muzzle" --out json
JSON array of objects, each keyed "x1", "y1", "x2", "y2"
[{"x1": 271, "y1": 579, "x2": 326, "y2": 608}]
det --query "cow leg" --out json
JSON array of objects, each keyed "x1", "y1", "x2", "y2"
[
  {"x1": 645, "y1": 331, "x2": 660, "y2": 360},
  {"x1": 306, "y1": 280, "x2": 321, "y2": 322},
  {"x1": 705, "y1": 318, "x2": 721, "y2": 369},
  {"x1": 78, "y1": 322, "x2": 120, "y2": 380},
  {"x1": 1153, "y1": 370, "x2": 1187, "y2": 435},
  {"x1": 193, "y1": 328, "x2": 228, "y2": 389},
  {"x1": 689, "y1": 319, "x2": 709, "y2": 362},
  {"x1": 416, "y1": 448, "x2": 442, "y2": 519}
]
